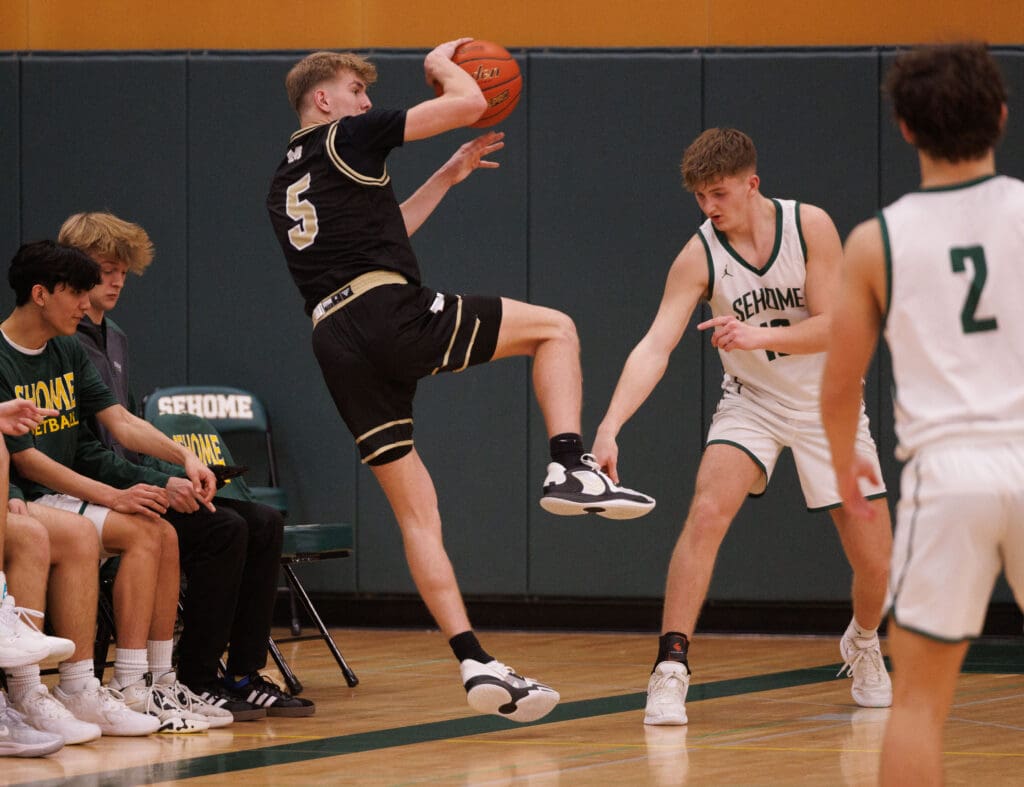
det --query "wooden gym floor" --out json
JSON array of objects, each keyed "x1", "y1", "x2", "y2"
[{"x1": 4, "y1": 629, "x2": 1023, "y2": 785}]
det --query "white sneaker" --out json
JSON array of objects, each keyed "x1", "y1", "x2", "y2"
[
  {"x1": 460, "y1": 659, "x2": 560, "y2": 722},
  {"x1": 156, "y1": 673, "x2": 233, "y2": 729},
  {"x1": 11, "y1": 683, "x2": 101, "y2": 744},
  {"x1": 540, "y1": 454, "x2": 656, "y2": 519},
  {"x1": 0, "y1": 596, "x2": 49, "y2": 668},
  {"x1": 0, "y1": 692, "x2": 64, "y2": 757},
  {"x1": 838, "y1": 632, "x2": 893, "y2": 708},
  {"x1": 54, "y1": 677, "x2": 160, "y2": 736},
  {"x1": 119, "y1": 675, "x2": 210, "y2": 734},
  {"x1": 644, "y1": 661, "x2": 690, "y2": 725},
  {"x1": 10, "y1": 605, "x2": 75, "y2": 663}
]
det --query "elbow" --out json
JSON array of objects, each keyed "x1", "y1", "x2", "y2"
[{"x1": 462, "y1": 92, "x2": 487, "y2": 125}]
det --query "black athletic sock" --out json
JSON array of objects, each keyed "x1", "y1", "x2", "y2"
[
  {"x1": 549, "y1": 432, "x2": 584, "y2": 468},
  {"x1": 450, "y1": 631, "x2": 493, "y2": 665},
  {"x1": 654, "y1": 631, "x2": 690, "y2": 673}
]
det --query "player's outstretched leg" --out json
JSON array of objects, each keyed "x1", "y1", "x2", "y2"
[
  {"x1": 838, "y1": 618, "x2": 892, "y2": 707},
  {"x1": 460, "y1": 658, "x2": 560, "y2": 723},
  {"x1": 540, "y1": 454, "x2": 655, "y2": 519}
]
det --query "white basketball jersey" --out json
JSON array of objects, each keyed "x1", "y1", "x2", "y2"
[
  {"x1": 700, "y1": 198, "x2": 824, "y2": 418},
  {"x1": 881, "y1": 174, "x2": 1024, "y2": 459}
]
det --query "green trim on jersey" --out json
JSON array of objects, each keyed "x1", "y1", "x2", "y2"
[
  {"x1": 713, "y1": 198, "x2": 783, "y2": 277},
  {"x1": 794, "y1": 201, "x2": 807, "y2": 261},
  {"x1": 697, "y1": 230, "x2": 715, "y2": 300},
  {"x1": 806, "y1": 490, "x2": 888, "y2": 513},
  {"x1": 917, "y1": 173, "x2": 997, "y2": 194},
  {"x1": 877, "y1": 210, "x2": 893, "y2": 328}
]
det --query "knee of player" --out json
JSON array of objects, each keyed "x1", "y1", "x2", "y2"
[
  {"x1": 553, "y1": 311, "x2": 579, "y2": 347},
  {"x1": 122, "y1": 516, "x2": 165, "y2": 559},
  {"x1": 684, "y1": 496, "x2": 734, "y2": 539},
  {"x1": 63, "y1": 519, "x2": 101, "y2": 564},
  {"x1": 6, "y1": 516, "x2": 50, "y2": 566},
  {"x1": 157, "y1": 519, "x2": 180, "y2": 562}
]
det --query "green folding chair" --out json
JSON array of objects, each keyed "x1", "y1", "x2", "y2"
[{"x1": 145, "y1": 390, "x2": 358, "y2": 690}]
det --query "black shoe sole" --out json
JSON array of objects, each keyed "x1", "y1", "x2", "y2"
[
  {"x1": 230, "y1": 707, "x2": 268, "y2": 721},
  {"x1": 266, "y1": 705, "x2": 316, "y2": 718}
]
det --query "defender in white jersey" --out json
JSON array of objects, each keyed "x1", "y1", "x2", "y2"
[
  {"x1": 593, "y1": 128, "x2": 893, "y2": 726},
  {"x1": 820, "y1": 44, "x2": 1023, "y2": 786}
]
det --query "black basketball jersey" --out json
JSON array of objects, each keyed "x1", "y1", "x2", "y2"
[{"x1": 266, "y1": 108, "x2": 422, "y2": 316}]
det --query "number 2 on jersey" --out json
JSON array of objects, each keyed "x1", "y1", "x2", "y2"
[
  {"x1": 950, "y1": 245, "x2": 998, "y2": 334},
  {"x1": 286, "y1": 173, "x2": 319, "y2": 250}
]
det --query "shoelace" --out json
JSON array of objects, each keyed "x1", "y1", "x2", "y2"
[
  {"x1": 246, "y1": 674, "x2": 291, "y2": 700},
  {"x1": 23, "y1": 686, "x2": 71, "y2": 720},
  {"x1": 649, "y1": 668, "x2": 687, "y2": 700},
  {"x1": 0, "y1": 598, "x2": 24, "y2": 634},
  {"x1": 168, "y1": 681, "x2": 214, "y2": 713},
  {"x1": 145, "y1": 683, "x2": 191, "y2": 715},
  {"x1": 580, "y1": 453, "x2": 641, "y2": 495},
  {"x1": 837, "y1": 641, "x2": 886, "y2": 684},
  {"x1": 89, "y1": 682, "x2": 132, "y2": 714},
  {"x1": 0, "y1": 601, "x2": 48, "y2": 643}
]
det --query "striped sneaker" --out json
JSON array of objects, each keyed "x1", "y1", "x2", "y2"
[
  {"x1": 194, "y1": 683, "x2": 266, "y2": 722},
  {"x1": 222, "y1": 673, "x2": 315, "y2": 717}
]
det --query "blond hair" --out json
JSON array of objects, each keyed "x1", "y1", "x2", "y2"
[
  {"x1": 681, "y1": 128, "x2": 757, "y2": 192},
  {"x1": 286, "y1": 51, "x2": 378, "y2": 115},
  {"x1": 57, "y1": 212, "x2": 154, "y2": 275}
]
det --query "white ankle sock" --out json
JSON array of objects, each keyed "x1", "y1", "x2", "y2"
[
  {"x1": 147, "y1": 639, "x2": 174, "y2": 679},
  {"x1": 5, "y1": 664, "x2": 41, "y2": 703},
  {"x1": 58, "y1": 659, "x2": 96, "y2": 694},
  {"x1": 112, "y1": 647, "x2": 149, "y2": 688}
]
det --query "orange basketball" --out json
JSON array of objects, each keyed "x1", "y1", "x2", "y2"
[{"x1": 452, "y1": 40, "x2": 523, "y2": 128}]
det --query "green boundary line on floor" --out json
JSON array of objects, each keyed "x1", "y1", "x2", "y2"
[{"x1": 12, "y1": 640, "x2": 1023, "y2": 787}]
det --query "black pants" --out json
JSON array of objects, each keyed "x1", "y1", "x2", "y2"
[{"x1": 165, "y1": 498, "x2": 284, "y2": 687}]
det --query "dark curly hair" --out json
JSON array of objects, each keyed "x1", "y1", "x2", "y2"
[
  {"x1": 8, "y1": 240, "x2": 100, "y2": 306},
  {"x1": 884, "y1": 43, "x2": 1007, "y2": 162}
]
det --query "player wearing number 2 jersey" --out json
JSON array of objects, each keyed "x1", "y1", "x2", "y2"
[
  {"x1": 266, "y1": 43, "x2": 654, "y2": 724},
  {"x1": 592, "y1": 127, "x2": 893, "y2": 727},
  {"x1": 821, "y1": 43, "x2": 1024, "y2": 785}
]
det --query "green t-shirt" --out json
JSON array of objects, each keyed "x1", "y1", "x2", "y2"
[{"x1": 0, "y1": 333, "x2": 119, "y2": 499}]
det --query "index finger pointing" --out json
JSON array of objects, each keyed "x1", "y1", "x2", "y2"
[{"x1": 697, "y1": 316, "x2": 729, "y2": 331}]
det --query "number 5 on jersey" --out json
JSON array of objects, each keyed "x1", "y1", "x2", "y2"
[{"x1": 286, "y1": 173, "x2": 319, "y2": 250}]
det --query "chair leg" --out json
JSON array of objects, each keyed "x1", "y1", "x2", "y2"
[
  {"x1": 282, "y1": 563, "x2": 358, "y2": 687},
  {"x1": 268, "y1": 636, "x2": 303, "y2": 696},
  {"x1": 289, "y1": 587, "x2": 302, "y2": 637}
]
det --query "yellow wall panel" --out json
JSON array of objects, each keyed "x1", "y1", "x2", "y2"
[
  {"x1": 9, "y1": 0, "x2": 1024, "y2": 50},
  {"x1": 0, "y1": 0, "x2": 29, "y2": 50},
  {"x1": 710, "y1": 0, "x2": 1024, "y2": 46},
  {"x1": 24, "y1": 0, "x2": 365, "y2": 50},
  {"x1": 361, "y1": 0, "x2": 709, "y2": 48}
]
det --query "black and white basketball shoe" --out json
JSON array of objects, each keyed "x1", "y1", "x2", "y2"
[
  {"x1": 540, "y1": 453, "x2": 655, "y2": 519},
  {"x1": 460, "y1": 659, "x2": 560, "y2": 722}
]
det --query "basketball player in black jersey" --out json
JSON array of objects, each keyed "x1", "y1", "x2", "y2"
[{"x1": 267, "y1": 40, "x2": 654, "y2": 722}]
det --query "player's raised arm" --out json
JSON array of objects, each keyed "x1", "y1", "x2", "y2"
[
  {"x1": 400, "y1": 132, "x2": 505, "y2": 236},
  {"x1": 404, "y1": 39, "x2": 487, "y2": 142}
]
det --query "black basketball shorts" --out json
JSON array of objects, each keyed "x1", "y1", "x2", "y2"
[{"x1": 312, "y1": 283, "x2": 502, "y2": 465}]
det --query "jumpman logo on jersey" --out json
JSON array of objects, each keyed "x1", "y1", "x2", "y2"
[{"x1": 723, "y1": 264, "x2": 734, "y2": 279}]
